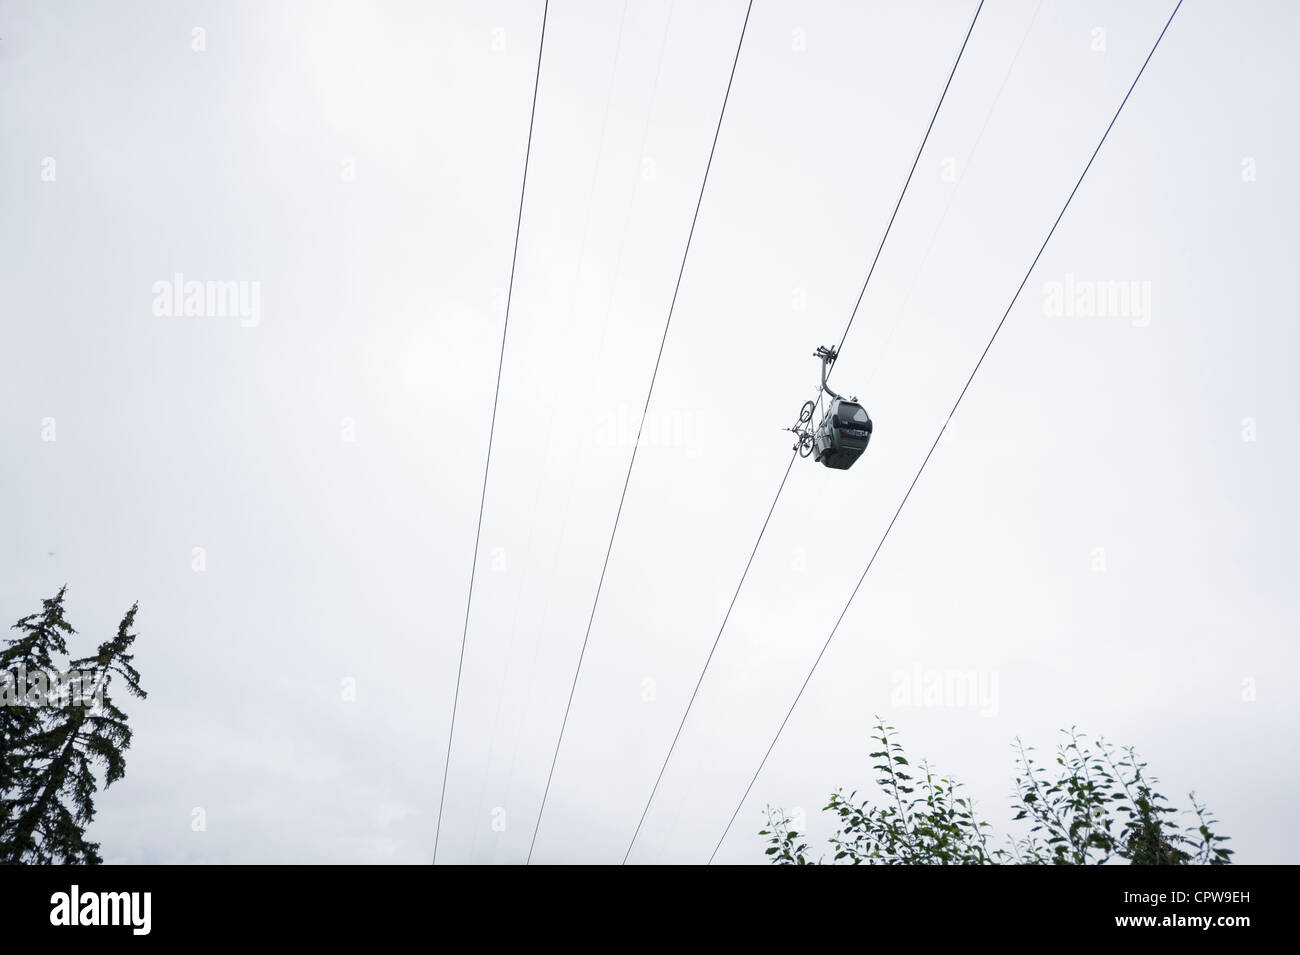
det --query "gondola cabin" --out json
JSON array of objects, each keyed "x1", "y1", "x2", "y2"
[{"x1": 813, "y1": 397, "x2": 872, "y2": 470}]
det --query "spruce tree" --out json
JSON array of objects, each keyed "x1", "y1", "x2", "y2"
[
  {"x1": 0, "y1": 586, "x2": 77, "y2": 847},
  {"x1": 0, "y1": 592, "x2": 145, "y2": 865}
]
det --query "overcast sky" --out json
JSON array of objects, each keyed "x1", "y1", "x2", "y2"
[{"x1": 2, "y1": 0, "x2": 1296, "y2": 865}]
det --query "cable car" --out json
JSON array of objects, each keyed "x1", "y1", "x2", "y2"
[
  {"x1": 788, "y1": 345, "x2": 872, "y2": 470},
  {"x1": 814, "y1": 396, "x2": 872, "y2": 469}
]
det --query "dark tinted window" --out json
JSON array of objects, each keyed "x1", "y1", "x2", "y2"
[{"x1": 838, "y1": 403, "x2": 869, "y2": 426}]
